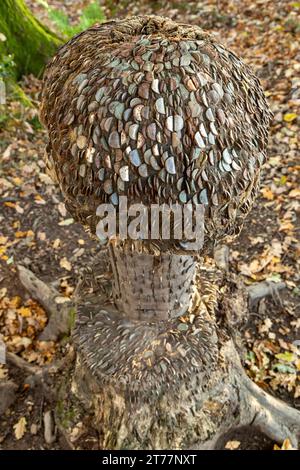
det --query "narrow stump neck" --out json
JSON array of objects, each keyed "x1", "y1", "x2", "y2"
[{"x1": 108, "y1": 246, "x2": 197, "y2": 321}]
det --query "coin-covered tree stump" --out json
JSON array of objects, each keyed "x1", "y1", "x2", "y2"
[
  {"x1": 40, "y1": 16, "x2": 300, "y2": 449},
  {"x1": 52, "y1": 251, "x2": 300, "y2": 450}
]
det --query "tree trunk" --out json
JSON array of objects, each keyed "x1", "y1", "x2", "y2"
[
  {"x1": 17, "y1": 251, "x2": 300, "y2": 449},
  {"x1": 50, "y1": 250, "x2": 300, "y2": 450},
  {"x1": 0, "y1": 0, "x2": 61, "y2": 78},
  {"x1": 108, "y1": 245, "x2": 197, "y2": 320}
]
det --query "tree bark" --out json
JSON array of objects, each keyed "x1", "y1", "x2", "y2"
[
  {"x1": 52, "y1": 250, "x2": 300, "y2": 450},
  {"x1": 108, "y1": 245, "x2": 197, "y2": 320},
  {"x1": 0, "y1": 0, "x2": 61, "y2": 78},
  {"x1": 16, "y1": 250, "x2": 300, "y2": 449}
]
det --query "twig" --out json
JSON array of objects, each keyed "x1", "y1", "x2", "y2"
[
  {"x1": 6, "y1": 351, "x2": 41, "y2": 374},
  {"x1": 247, "y1": 281, "x2": 286, "y2": 310}
]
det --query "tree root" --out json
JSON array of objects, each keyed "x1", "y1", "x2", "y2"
[
  {"x1": 239, "y1": 370, "x2": 300, "y2": 448},
  {"x1": 17, "y1": 265, "x2": 74, "y2": 341},
  {"x1": 6, "y1": 351, "x2": 40, "y2": 374},
  {"x1": 247, "y1": 280, "x2": 286, "y2": 310},
  {"x1": 197, "y1": 342, "x2": 300, "y2": 450}
]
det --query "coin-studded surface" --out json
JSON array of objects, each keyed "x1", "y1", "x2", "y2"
[
  {"x1": 73, "y1": 250, "x2": 221, "y2": 397},
  {"x1": 109, "y1": 246, "x2": 197, "y2": 320},
  {"x1": 40, "y1": 15, "x2": 271, "y2": 254}
]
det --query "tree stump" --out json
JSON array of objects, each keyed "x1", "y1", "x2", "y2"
[{"x1": 55, "y1": 250, "x2": 300, "y2": 450}]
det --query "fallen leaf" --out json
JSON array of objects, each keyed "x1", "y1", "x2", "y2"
[
  {"x1": 275, "y1": 352, "x2": 295, "y2": 362},
  {"x1": 283, "y1": 113, "x2": 297, "y2": 122},
  {"x1": 225, "y1": 440, "x2": 240, "y2": 450},
  {"x1": 258, "y1": 318, "x2": 273, "y2": 334},
  {"x1": 57, "y1": 202, "x2": 67, "y2": 217},
  {"x1": 289, "y1": 188, "x2": 300, "y2": 199},
  {"x1": 17, "y1": 307, "x2": 32, "y2": 318},
  {"x1": 15, "y1": 230, "x2": 34, "y2": 239},
  {"x1": 0, "y1": 236, "x2": 8, "y2": 245},
  {"x1": 55, "y1": 296, "x2": 71, "y2": 304},
  {"x1": 37, "y1": 232, "x2": 46, "y2": 241},
  {"x1": 58, "y1": 218, "x2": 74, "y2": 226},
  {"x1": 59, "y1": 257, "x2": 72, "y2": 271},
  {"x1": 34, "y1": 195, "x2": 46, "y2": 205},
  {"x1": 14, "y1": 417, "x2": 27, "y2": 440},
  {"x1": 274, "y1": 438, "x2": 296, "y2": 450},
  {"x1": 52, "y1": 238, "x2": 60, "y2": 249},
  {"x1": 261, "y1": 187, "x2": 274, "y2": 200},
  {"x1": 279, "y1": 221, "x2": 294, "y2": 232},
  {"x1": 30, "y1": 424, "x2": 38, "y2": 435},
  {"x1": 39, "y1": 173, "x2": 54, "y2": 185}
]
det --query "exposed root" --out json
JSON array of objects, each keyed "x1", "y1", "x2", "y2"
[
  {"x1": 17, "y1": 265, "x2": 74, "y2": 341},
  {"x1": 195, "y1": 340, "x2": 300, "y2": 450},
  {"x1": 6, "y1": 351, "x2": 40, "y2": 374},
  {"x1": 247, "y1": 280, "x2": 286, "y2": 310},
  {"x1": 239, "y1": 371, "x2": 300, "y2": 448}
]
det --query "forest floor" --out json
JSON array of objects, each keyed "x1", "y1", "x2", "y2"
[{"x1": 0, "y1": 0, "x2": 299, "y2": 451}]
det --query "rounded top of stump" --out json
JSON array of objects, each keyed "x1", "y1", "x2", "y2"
[{"x1": 40, "y1": 15, "x2": 271, "y2": 254}]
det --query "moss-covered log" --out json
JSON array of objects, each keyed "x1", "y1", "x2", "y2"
[{"x1": 0, "y1": 0, "x2": 62, "y2": 78}]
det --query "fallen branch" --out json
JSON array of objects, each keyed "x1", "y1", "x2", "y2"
[
  {"x1": 6, "y1": 351, "x2": 40, "y2": 374},
  {"x1": 17, "y1": 265, "x2": 60, "y2": 317},
  {"x1": 44, "y1": 410, "x2": 57, "y2": 444},
  {"x1": 17, "y1": 265, "x2": 75, "y2": 341},
  {"x1": 247, "y1": 281, "x2": 286, "y2": 309}
]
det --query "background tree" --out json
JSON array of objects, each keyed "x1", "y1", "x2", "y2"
[{"x1": 0, "y1": 0, "x2": 62, "y2": 79}]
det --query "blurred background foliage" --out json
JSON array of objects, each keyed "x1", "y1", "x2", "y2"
[{"x1": 36, "y1": 0, "x2": 105, "y2": 38}]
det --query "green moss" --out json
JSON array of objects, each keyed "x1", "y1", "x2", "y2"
[
  {"x1": 68, "y1": 307, "x2": 77, "y2": 330},
  {"x1": 0, "y1": 0, "x2": 62, "y2": 79},
  {"x1": 56, "y1": 399, "x2": 77, "y2": 429},
  {"x1": 10, "y1": 81, "x2": 32, "y2": 106}
]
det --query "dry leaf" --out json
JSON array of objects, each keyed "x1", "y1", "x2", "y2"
[
  {"x1": 0, "y1": 236, "x2": 8, "y2": 245},
  {"x1": 259, "y1": 318, "x2": 273, "y2": 334},
  {"x1": 57, "y1": 202, "x2": 67, "y2": 217},
  {"x1": 53, "y1": 238, "x2": 60, "y2": 249},
  {"x1": 14, "y1": 417, "x2": 27, "y2": 440},
  {"x1": 59, "y1": 257, "x2": 72, "y2": 271},
  {"x1": 261, "y1": 187, "x2": 274, "y2": 200},
  {"x1": 55, "y1": 296, "x2": 71, "y2": 304},
  {"x1": 58, "y1": 218, "x2": 74, "y2": 226},
  {"x1": 225, "y1": 440, "x2": 240, "y2": 450},
  {"x1": 17, "y1": 307, "x2": 32, "y2": 317},
  {"x1": 283, "y1": 113, "x2": 297, "y2": 122},
  {"x1": 273, "y1": 438, "x2": 296, "y2": 450},
  {"x1": 34, "y1": 195, "x2": 46, "y2": 205},
  {"x1": 37, "y1": 231, "x2": 46, "y2": 241},
  {"x1": 289, "y1": 188, "x2": 300, "y2": 199},
  {"x1": 39, "y1": 173, "x2": 54, "y2": 185}
]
